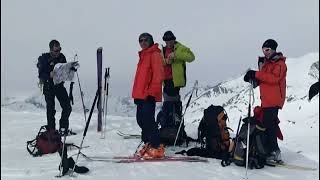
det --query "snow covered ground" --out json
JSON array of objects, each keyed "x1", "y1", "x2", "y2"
[
  {"x1": 1, "y1": 53, "x2": 319, "y2": 180},
  {"x1": 1, "y1": 106, "x2": 318, "y2": 180}
]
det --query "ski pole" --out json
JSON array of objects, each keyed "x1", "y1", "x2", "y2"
[
  {"x1": 245, "y1": 81, "x2": 254, "y2": 179},
  {"x1": 174, "y1": 80, "x2": 198, "y2": 147},
  {"x1": 57, "y1": 132, "x2": 68, "y2": 177},
  {"x1": 101, "y1": 67, "x2": 110, "y2": 139},
  {"x1": 70, "y1": 90, "x2": 99, "y2": 177},
  {"x1": 74, "y1": 54, "x2": 87, "y2": 122}
]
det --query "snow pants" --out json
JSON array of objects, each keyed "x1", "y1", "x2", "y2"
[
  {"x1": 43, "y1": 82, "x2": 71, "y2": 131},
  {"x1": 135, "y1": 97, "x2": 160, "y2": 148},
  {"x1": 263, "y1": 107, "x2": 280, "y2": 153}
]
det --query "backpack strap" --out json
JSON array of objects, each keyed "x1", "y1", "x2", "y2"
[
  {"x1": 26, "y1": 125, "x2": 48, "y2": 157},
  {"x1": 26, "y1": 138, "x2": 42, "y2": 157}
]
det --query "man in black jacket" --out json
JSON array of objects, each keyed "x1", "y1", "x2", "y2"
[{"x1": 37, "y1": 40, "x2": 72, "y2": 134}]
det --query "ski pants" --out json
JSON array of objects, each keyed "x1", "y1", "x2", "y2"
[
  {"x1": 263, "y1": 107, "x2": 280, "y2": 153},
  {"x1": 163, "y1": 79, "x2": 182, "y2": 118},
  {"x1": 43, "y1": 82, "x2": 71, "y2": 131},
  {"x1": 163, "y1": 79, "x2": 180, "y2": 98},
  {"x1": 135, "y1": 97, "x2": 160, "y2": 148}
]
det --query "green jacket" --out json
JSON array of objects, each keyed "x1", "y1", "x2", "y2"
[{"x1": 162, "y1": 41, "x2": 195, "y2": 87}]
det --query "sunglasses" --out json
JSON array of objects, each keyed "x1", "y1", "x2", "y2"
[
  {"x1": 139, "y1": 38, "x2": 148, "y2": 43},
  {"x1": 263, "y1": 48, "x2": 271, "y2": 52}
]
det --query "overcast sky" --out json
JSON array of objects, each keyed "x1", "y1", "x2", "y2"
[{"x1": 1, "y1": 0, "x2": 319, "y2": 98}]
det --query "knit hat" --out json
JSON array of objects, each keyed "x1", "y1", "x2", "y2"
[
  {"x1": 138, "y1": 33, "x2": 154, "y2": 46},
  {"x1": 262, "y1": 39, "x2": 278, "y2": 50},
  {"x1": 162, "y1": 31, "x2": 176, "y2": 41}
]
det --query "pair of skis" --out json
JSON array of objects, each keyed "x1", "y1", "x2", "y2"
[
  {"x1": 81, "y1": 153, "x2": 208, "y2": 163},
  {"x1": 80, "y1": 152, "x2": 316, "y2": 170}
]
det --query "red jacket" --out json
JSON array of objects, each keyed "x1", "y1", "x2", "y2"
[
  {"x1": 163, "y1": 47, "x2": 173, "y2": 80},
  {"x1": 132, "y1": 44, "x2": 164, "y2": 102},
  {"x1": 255, "y1": 53, "x2": 287, "y2": 109}
]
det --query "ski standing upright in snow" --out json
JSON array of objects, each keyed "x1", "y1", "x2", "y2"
[{"x1": 97, "y1": 47, "x2": 103, "y2": 132}]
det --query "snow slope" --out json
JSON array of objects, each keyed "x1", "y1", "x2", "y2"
[{"x1": 1, "y1": 53, "x2": 319, "y2": 180}]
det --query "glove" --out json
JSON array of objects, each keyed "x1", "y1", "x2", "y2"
[
  {"x1": 258, "y1": 57, "x2": 264, "y2": 70},
  {"x1": 251, "y1": 79, "x2": 259, "y2": 88},
  {"x1": 70, "y1": 67, "x2": 77, "y2": 72},
  {"x1": 309, "y1": 81, "x2": 319, "y2": 101},
  {"x1": 244, "y1": 70, "x2": 256, "y2": 82},
  {"x1": 70, "y1": 61, "x2": 79, "y2": 72}
]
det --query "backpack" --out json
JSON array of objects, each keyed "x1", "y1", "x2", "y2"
[
  {"x1": 197, "y1": 105, "x2": 233, "y2": 158},
  {"x1": 232, "y1": 117, "x2": 268, "y2": 169},
  {"x1": 27, "y1": 125, "x2": 62, "y2": 157},
  {"x1": 156, "y1": 101, "x2": 187, "y2": 146}
]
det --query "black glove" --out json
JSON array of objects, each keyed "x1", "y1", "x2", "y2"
[
  {"x1": 251, "y1": 79, "x2": 259, "y2": 88},
  {"x1": 309, "y1": 81, "x2": 319, "y2": 101},
  {"x1": 258, "y1": 57, "x2": 264, "y2": 70},
  {"x1": 70, "y1": 67, "x2": 77, "y2": 72},
  {"x1": 244, "y1": 70, "x2": 256, "y2": 82},
  {"x1": 69, "y1": 82, "x2": 74, "y2": 105}
]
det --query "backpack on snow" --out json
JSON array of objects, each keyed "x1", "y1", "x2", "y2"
[
  {"x1": 176, "y1": 105, "x2": 233, "y2": 159},
  {"x1": 27, "y1": 125, "x2": 62, "y2": 157},
  {"x1": 232, "y1": 117, "x2": 268, "y2": 169},
  {"x1": 156, "y1": 101, "x2": 188, "y2": 146},
  {"x1": 197, "y1": 105, "x2": 233, "y2": 158}
]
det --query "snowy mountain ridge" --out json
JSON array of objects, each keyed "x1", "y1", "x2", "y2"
[{"x1": 2, "y1": 53, "x2": 318, "y2": 119}]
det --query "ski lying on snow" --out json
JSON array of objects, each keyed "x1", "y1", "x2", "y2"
[
  {"x1": 81, "y1": 154, "x2": 208, "y2": 163},
  {"x1": 117, "y1": 130, "x2": 141, "y2": 139},
  {"x1": 66, "y1": 144, "x2": 90, "y2": 151},
  {"x1": 116, "y1": 157, "x2": 209, "y2": 163},
  {"x1": 267, "y1": 162, "x2": 317, "y2": 171}
]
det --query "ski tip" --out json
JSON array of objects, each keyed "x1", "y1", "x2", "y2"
[{"x1": 97, "y1": 47, "x2": 103, "y2": 52}]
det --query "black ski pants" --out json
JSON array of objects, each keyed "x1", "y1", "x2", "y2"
[
  {"x1": 163, "y1": 79, "x2": 180, "y2": 98},
  {"x1": 44, "y1": 82, "x2": 71, "y2": 131},
  {"x1": 263, "y1": 107, "x2": 280, "y2": 153},
  {"x1": 135, "y1": 97, "x2": 160, "y2": 148},
  {"x1": 163, "y1": 79, "x2": 182, "y2": 117}
]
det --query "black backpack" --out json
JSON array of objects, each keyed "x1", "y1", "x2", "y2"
[
  {"x1": 27, "y1": 125, "x2": 62, "y2": 157},
  {"x1": 156, "y1": 101, "x2": 187, "y2": 146},
  {"x1": 197, "y1": 105, "x2": 232, "y2": 158},
  {"x1": 175, "y1": 105, "x2": 232, "y2": 159},
  {"x1": 232, "y1": 117, "x2": 268, "y2": 169}
]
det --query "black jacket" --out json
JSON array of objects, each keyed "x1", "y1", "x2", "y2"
[{"x1": 37, "y1": 53, "x2": 67, "y2": 83}]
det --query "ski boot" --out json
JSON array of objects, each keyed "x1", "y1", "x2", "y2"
[{"x1": 142, "y1": 144, "x2": 165, "y2": 160}]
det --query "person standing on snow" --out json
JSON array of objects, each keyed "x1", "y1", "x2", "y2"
[
  {"x1": 37, "y1": 40, "x2": 73, "y2": 135},
  {"x1": 244, "y1": 39, "x2": 287, "y2": 163},
  {"x1": 132, "y1": 33, "x2": 165, "y2": 159},
  {"x1": 157, "y1": 31, "x2": 195, "y2": 145},
  {"x1": 161, "y1": 31, "x2": 195, "y2": 116}
]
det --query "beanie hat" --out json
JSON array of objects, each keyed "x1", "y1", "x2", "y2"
[
  {"x1": 139, "y1": 33, "x2": 154, "y2": 46},
  {"x1": 162, "y1": 31, "x2": 176, "y2": 41},
  {"x1": 262, "y1": 39, "x2": 278, "y2": 50}
]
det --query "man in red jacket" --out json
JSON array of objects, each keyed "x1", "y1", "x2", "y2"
[
  {"x1": 244, "y1": 39, "x2": 287, "y2": 163},
  {"x1": 132, "y1": 33, "x2": 165, "y2": 159}
]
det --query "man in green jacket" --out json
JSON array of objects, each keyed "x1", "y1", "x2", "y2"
[{"x1": 159, "y1": 30, "x2": 195, "y2": 129}]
